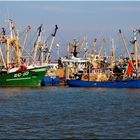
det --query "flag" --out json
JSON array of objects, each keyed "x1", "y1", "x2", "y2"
[{"x1": 127, "y1": 60, "x2": 134, "y2": 76}]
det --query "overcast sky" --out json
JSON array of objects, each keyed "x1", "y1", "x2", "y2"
[{"x1": 0, "y1": 1, "x2": 139, "y2": 59}]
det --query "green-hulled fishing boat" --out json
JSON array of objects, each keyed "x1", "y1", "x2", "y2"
[
  {"x1": 0, "y1": 66, "x2": 48, "y2": 87},
  {"x1": 0, "y1": 19, "x2": 48, "y2": 87}
]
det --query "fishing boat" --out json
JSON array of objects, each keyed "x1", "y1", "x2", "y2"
[
  {"x1": 31, "y1": 24, "x2": 62, "y2": 86},
  {"x1": 67, "y1": 29, "x2": 140, "y2": 88},
  {"x1": 67, "y1": 78, "x2": 140, "y2": 88},
  {"x1": 67, "y1": 59, "x2": 140, "y2": 88},
  {"x1": 0, "y1": 66, "x2": 48, "y2": 87},
  {"x1": 0, "y1": 19, "x2": 48, "y2": 87}
]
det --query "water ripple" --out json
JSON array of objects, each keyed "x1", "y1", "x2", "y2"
[{"x1": 0, "y1": 87, "x2": 140, "y2": 139}]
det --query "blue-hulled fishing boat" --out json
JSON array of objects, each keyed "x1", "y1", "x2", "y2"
[
  {"x1": 66, "y1": 61, "x2": 140, "y2": 88},
  {"x1": 67, "y1": 79, "x2": 140, "y2": 88},
  {"x1": 66, "y1": 29, "x2": 140, "y2": 88},
  {"x1": 67, "y1": 60, "x2": 140, "y2": 88}
]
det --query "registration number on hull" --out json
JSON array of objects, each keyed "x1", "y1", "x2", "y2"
[{"x1": 14, "y1": 71, "x2": 29, "y2": 78}]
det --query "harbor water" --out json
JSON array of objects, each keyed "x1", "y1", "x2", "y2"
[{"x1": 0, "y1": 87, "x2": 140, "y2": 139}]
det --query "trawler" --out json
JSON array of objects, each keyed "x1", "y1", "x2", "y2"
[
  {"x1": 0, "y1": 19, "x2": 48, "y2": 86},
  {"x1": 67, "y1": 30, "x2": 140, "y2": 88}
]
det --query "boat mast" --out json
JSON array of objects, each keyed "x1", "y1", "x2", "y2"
[
  {"x1": 67, "y1": 43, "x2": 70, "y2": 59},
  {"x1": 6, "y1": 19, "x2": 21, "y2": 67},
  {"x1": 0, "y1": 28, "x2": 6, "y2": 67},
  {"x1": 84, "y1": 40, "x2": 88, "y2": 59},
  {"x1": 119, "y1": 29, "x2": 132, "y2": 60},
  {"x1": 91, "y1": 38, "x2": 97, "y2": 56},
  {"x1": 111, "y1": 38, "x2": 115, "y2": 67},
  {"x1": 45, "y1": 25, "x2": 58, "y2": 63},
  {"x1": 56, "y1": 43, "x2": 60, "y2": 59},
  {"x1": 9, "y1": 19, "x2": 17, "y2": 39},
  {"x1": 73, "y1": 40, "x2": 78, "y2": 57},
  {"x1": 98, "y1": 38, "x2": 105, "y2": 56},
  {"x1": 33, "y1": 24, "x2": 43, "y2": 64},
  {"x1": 133, "y1": 29, "x2": 139, "y2": 71},
  {"x1": 22, "y1": 25, "x2": 31, "y2": 54},
  {"x1": 0, "y1": 47, "x2": 6, "y2": 68},
  {"x1": 79, "y1": 36, "x2": 87, "y2": 57}
]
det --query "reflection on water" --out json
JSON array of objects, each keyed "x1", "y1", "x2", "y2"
[{"x1": 0, "y1": 87, "x2": 140, "y2": 139}]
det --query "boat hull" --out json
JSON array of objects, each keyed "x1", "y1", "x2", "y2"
[
  {"x1": 0, "y1": 67, "x2": 48, "y2": 87},
  {"x1": 41, "y1": 76, "x2": 60, "y2": 86},
  {"x1": 67, "y1": 79, "x2": 140, "y2": 88}
]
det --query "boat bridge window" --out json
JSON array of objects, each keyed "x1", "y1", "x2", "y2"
[{"x1": 79, "y1": 70, "x2": 83, "y2": 74}]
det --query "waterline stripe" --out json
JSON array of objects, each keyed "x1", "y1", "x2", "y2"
[
  {"x1": 31, "y1": 68, "x2": 46, "y2": 72},
  {"x1": 6, "y1": 77, "x2": 31, "y2": 81}
]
